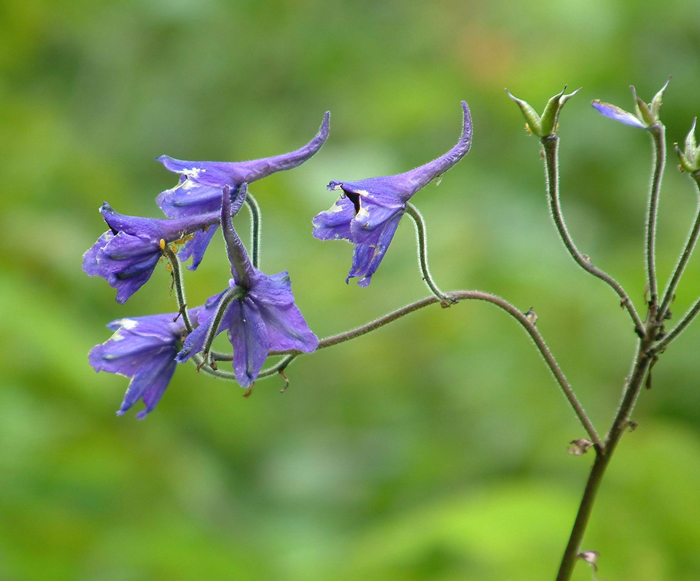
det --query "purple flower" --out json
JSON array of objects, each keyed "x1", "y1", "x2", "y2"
[
  {"x1": 156, "y1": 111, "x2": 330, "y2": 219},
  {"x1": 83, "y1": 193, "x2": 245, "y2": 303},
  {"x1": 89, "y1": 311, "x2": 198, "y2": 419},
  {"x1": 176, "y1": 187, "x2": 318, "y2": 388},
  {"x1": 313, "y1": 101, "x2": 472, "y2": 286}
]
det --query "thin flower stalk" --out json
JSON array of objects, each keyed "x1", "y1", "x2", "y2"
[
  {"x1": 646, "y1": 125, "x2": 667, "y2": 314},
  {"x1": 405, "y1": 203, "x2": 453, "y2": 306},
  {"x1": 657, "y1": 175, "x2": 700, "y2": 321},
  {"x1": 542, "y1": 136, "x2": 645, "y2": 337},
  {"x1": 245, "y1": 191, "x2": 263, "y2": 269}
]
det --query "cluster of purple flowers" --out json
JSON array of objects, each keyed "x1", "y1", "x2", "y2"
[{"x1": 84, "y1": 103, "x2": 473, "y2": 418}]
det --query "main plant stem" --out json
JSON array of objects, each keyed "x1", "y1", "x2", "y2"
[
  {"x1": 555, "y1": 327, "x2": 656, "y2": 581},
  {"x1": 552, "y1": 126, "x2": 666, "y2": 580}
]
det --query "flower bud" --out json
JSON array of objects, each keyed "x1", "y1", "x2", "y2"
[
  {"x1": 676, "y1": 118, "x2": 700, "y2": 174},
  {"x1": 506, "y1": 87, "x2": 581, "y2": 138}
]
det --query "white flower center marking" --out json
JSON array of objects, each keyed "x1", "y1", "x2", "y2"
[
  {"x1": 181, "y1": 167, "x2": 206, "y2": 179},
  {"x1": 117, "y1": 318, "x2": 138, "y2": 330},
  {"x1": 356, "y1": 206, "x2": 370, "y2": 220}
]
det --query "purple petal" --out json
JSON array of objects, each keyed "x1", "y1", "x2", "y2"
[
  {"x1": 348, "y1": 212, "x2": 403, "y2": 287},
  {"x1": 312, "y1": 197, "x2": 355, "y2": 241},
  {"x1": 226, "y1": 299, "x2": 270, "y2": 388},
  {"x1": 118, "y1": 355, "x2": 177, "y2": 418},
  {"x1": 247, "y1": 271, "x2": 296, "y2": 307},
  {"x1": 350, "y1": 202, "x2": 404, "y2": 243},
  {"x1": 258, "y1": 301, "x2": 318, "y2": 353},
  {"x1": 176, "y1": 288, "x2": 232, "y2": 363},
  {"x1": 178, "y1": 225, "x2": 219, "y2": 271},
  {"x1": 592, "y1": 101, "x2": 646, "y2": 129},
  {"x1": 83, "y1": 230, "x2": 161, "y2": 304},
  {"x1": 82, "y1": 232, "x2": 114, "y2": 277},
  {"x1": 157, "y1": 181, "x2": 227, "y2": 218}
]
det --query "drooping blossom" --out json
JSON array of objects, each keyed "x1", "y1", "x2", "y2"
[
  {"x1": 83, "y1": 191, "x2": 245, "y2": 303},
  {"x1": 312, "y1": 101, "x2": 472, "y2": 286},
  {"x1": 89, "y1": 311, "x2": 199, "y2": 419},
  {"x1": 177, "y1": 186, "x2": 318, "y2": 388}
]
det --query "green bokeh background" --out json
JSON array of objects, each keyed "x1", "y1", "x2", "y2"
[{"x1": 2, "y1": 1, "x2": 700, "y2": 579}]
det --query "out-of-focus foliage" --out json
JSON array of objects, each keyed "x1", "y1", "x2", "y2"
[{"x1": 1, "y1": 1, "x2": 699, "y2": 579}]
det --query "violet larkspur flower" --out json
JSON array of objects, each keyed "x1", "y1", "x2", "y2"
[
  {"x1": 89, "y1": 311, "x2": 199, "y2": 419},
  {"x1": 83, "y1": 192, "x2": 245, "y2": 303},
  {"x1": 176, "y1": 186, "x2": 318, "y2": 388},
  {"x1": 156, "y1": 111, "x2": 330, "y2": 219},
  {"x1": 312, "y1": 101, "x2": 472, "y2": 287},
  {"x1": 592, "y1": 79, "x2": 670, "y2": 130}
]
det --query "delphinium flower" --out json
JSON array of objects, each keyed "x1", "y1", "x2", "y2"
[
  {"x1": 312, "y1": 102, "x2": 472, "y2": 287},
  {"x1": 176, "y1": 185, "x2": 318, "y2": 388},
  {"x1": 592, "y1": 79, "x2": 670, "y2": 129},
  {"x1": 89, "y1": 310, "x2": 200, "y2": 419},
  {"x1": 156, "y1": 112, "x2": 330, "y2": 270},
  {"x1": 82, "y1": 191, "x2": 246, "y2": 303}
]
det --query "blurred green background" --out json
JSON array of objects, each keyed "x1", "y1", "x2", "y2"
[{"x1": 2, "y1": 0, "x2": 700, "y2": 579}]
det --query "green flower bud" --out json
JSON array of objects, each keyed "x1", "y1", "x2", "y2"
[
  {"x1": 676, "y1": 118, "x2": 700, "y2": 174},
  {"x1": 506, "y1": 86, "x2": 581, "y2": 138}
]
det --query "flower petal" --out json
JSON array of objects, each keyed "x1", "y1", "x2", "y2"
[
  {"x1": 348, "y1": 212, "x2": 403, "y2": 287},
  {"x1": 311, "y1": 197, "x2": 355, "y2": 241},
  {"x1": 247, "y1": 271, "x2": 296, "y2": 307},
  {"x1": 178, "y1": 225, "x2": 219, "y2": 271},
  {"x1": 258, "y1": 302, "x2": 318, "y2": 353},
  {"x1": 226, "y1": 299, "x2": 270, "y2": 388},
  {"x1": 117, "y1": 355, "x2": 177, "y2": 418},
  {"x1": 157, "y1": 181, "x2": 227, "y2": 218},
  {"x1": 592, "y1": 100, "x2": 646, "y2": 129}
]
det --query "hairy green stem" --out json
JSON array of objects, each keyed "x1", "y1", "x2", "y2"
[
  {"x1": 405, "y1": 203, "x2": 453, "y2": 305},
  {"x1": 657, "y1": 175, "x2": 700, "y2": 321},
  {"x1": 542, "y1": 136, "x2": 645, "y2": 337},
  {"x1": 253, "y1": 291, "x2": 600, "y2": 446},
  {"x1": 645, "y1": 125, "x2": 666, "y2": 315},
  {"x1": 163, "y1": 245, "x2": 195, "y2": 333},
  {"x1": 245, "y1": 191, "x2": 262, "y2": 269},
  {"x1": 652, "y1": 296, "x2": 700, "y2": 354},
  {"x1": 556, "y1": 327, "x2": 656, "y2": 580}
]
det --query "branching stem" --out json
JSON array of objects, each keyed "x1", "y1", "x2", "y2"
[
  {"x1": 542, "y1": 136, "x2": 645, "y2": 337},
  {"x1": 237, "y1": 291, "x2": 599, "y2": 446},
  {"x1": 556, "y1": 327, "x2": 656, "y2": 580},
  {"x1": 652, "y1": 297, "x2": 700, "y2": 354}
]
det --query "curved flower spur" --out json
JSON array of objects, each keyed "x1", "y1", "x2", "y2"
[
  {"x1": 176, "y1": 185, "x2": 318, "y2": 390},
  {"x1": 312, "y1": 102, "x2": 472, "y2": 287},
  {"x1": 157, "y1": 112, "x2": 330, "y2": 270}
]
